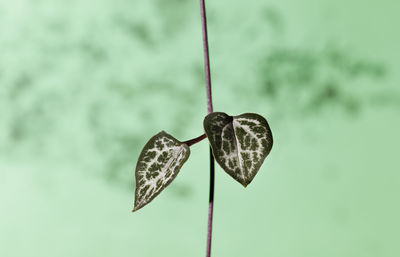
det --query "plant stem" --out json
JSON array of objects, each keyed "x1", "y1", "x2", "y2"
[
  {"x1": 200, "y1": 0, "x2": 213, "y2": 114},
  {"x1": 199, "y1": 0, "x2": 214, "y2": 256},
  {"x1": 206, "y1": 148, "x2": 215, "y2": 257},
  {"x1": 183, "y1": 134, "x2": 207, "y2": 147}
]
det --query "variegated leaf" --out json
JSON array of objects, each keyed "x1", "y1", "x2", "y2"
[
  {"x1": 204, "y1": 112, "x2": 273, "y2": 187},
  {"x1": 133, "y1": 131, "x2": 190, "y2": 212}
]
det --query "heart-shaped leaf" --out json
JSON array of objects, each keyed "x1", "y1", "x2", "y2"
[
  {"x1": 133, "y1": 131, "x2": 190, "y2": 212},
  {"x1": 204, "y1": 112, "x2": 273, "y2": 187}
]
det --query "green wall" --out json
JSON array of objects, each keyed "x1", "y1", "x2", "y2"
[{"x1": 1, "y1": 0, "x2": 399, "y2": 256}]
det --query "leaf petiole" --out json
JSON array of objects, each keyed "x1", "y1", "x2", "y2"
[{"x1": 183, "y1": 133, "x2": 207, "y2": 147}]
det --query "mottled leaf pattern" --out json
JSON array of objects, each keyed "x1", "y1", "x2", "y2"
[
  {"x1": 133, "y1": 131, "x2": 190, "y2": 212},
  {"x1": 204, "y1": 112, "x2": 273, "y2": 187}
]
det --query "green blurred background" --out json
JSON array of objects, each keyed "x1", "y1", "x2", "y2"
[{"x1": 1, "y1": 0, "x2": 399, "y2": 256}]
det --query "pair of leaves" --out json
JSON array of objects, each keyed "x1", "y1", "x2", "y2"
[{"x1": 133, "y1": 112, "x2": 273, "y2": 212}]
